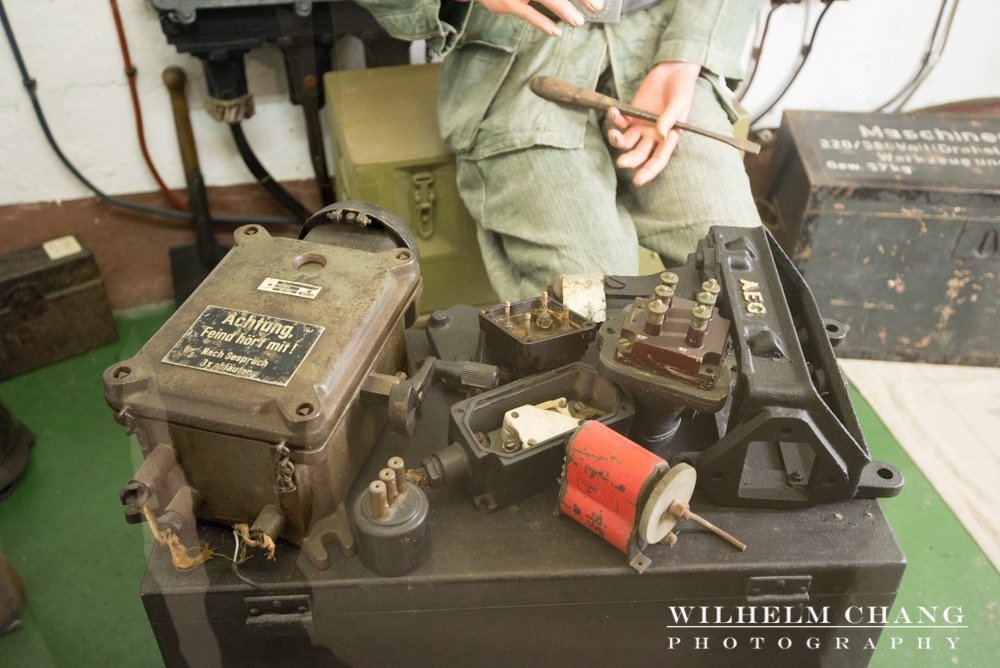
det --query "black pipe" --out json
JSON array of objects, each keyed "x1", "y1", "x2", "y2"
[{"x1": 230, "y1": 123, "x2": 310, "y2": 223}]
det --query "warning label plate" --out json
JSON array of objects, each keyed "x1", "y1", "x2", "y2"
[{"x1": 162, "y1": 305, "x2": 325, "y2": 386}]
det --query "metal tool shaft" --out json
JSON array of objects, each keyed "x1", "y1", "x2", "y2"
[
  {"x1": 670, "y1": 500, "x2": 747, "y2": 551},
  {"x1": 530, "y1": 76, "x2": 760, "y2": 154}
]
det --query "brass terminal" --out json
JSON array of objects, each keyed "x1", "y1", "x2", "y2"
[
  {"x1": 686, "y1": 304, "x2": 712, "y2": 347},
  {"x1": 659, "y1": 272, "x2": 679, "y2": 289},
  {"x1": 369, "y1": 480, "x2": 388, "y2": 520},
  {"x1": 696, "y1": 290, "x2": 717, "y2": 308},
  {"x1": 646, "y1": 299, "x2": 668, "y2": 334},
  {"x1": 388, "y1": 456, "x2": 408, "y2": 495},
  {"x1": 379, "y1": 468, "x2": 399, "y2": 504},
  {"x1": 654, "y1": 284, "x2": 674, "y2": 307}
]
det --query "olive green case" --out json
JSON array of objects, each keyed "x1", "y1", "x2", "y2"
[{"x1": 325, "y1": 63, "x2": 497, "y2": 312}]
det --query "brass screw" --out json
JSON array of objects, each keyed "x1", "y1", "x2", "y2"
[{"x1": 659, "y1": 272, "x2": 679, "y2": 289}]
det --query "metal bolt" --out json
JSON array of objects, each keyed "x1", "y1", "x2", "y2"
[
  {"x1": 540, "y1": 290, "x2": 549, "y2": 314},
  {"x1": 789, "y1": 471, "x2": 804, "y2": 482},
  {"x1": 379, "y1": 468, "x2": 399, "y2": 505},
  {"x1": 696, "y1": 291, "x2": 717, "y2": 308},
  {"x1": 388, "y1": 456, "x2": 408, "y2": 495},
  {"x1": 503, "y1": 300, "x2": 511, "y2": 324},
  {"x1": 659, "y1": 272, "x2": 679, "y2": 288},
  {"x1": 369, "y1": 480, "x2": 388, "y2": 520}
]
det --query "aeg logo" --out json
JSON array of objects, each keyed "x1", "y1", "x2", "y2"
[{"x1": 739, "y1": 278, "x2": 767, "y2": 315}]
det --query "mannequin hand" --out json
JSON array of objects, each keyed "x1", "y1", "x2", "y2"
[
  {"x1": 462, "y1": 0, "x2": 604, "y2": 37},
  {"x1": 607, "y1": 61, "x2": 701, "y2": 186}
]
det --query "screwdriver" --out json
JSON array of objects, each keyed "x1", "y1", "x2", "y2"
[{"x1": 530, "y1": 76, "x2": 761, "y2": 154}]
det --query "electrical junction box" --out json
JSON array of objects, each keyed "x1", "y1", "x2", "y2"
[
  {"x1": 769, "y1": 110, "x2": 999, "y2": 366},
  {"x1": 1, "y1": 235, "x2": 117, "y2": 379},
  {"x1": 325, "y1": 63, "x2": 498, "y2": 311},
  {"x1": 104, "y1": 218, "x2": 421, "y2": 569}
]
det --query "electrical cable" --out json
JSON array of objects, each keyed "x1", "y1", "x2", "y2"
[
  {"x1": 750, "y1": 0, "x2": 838, "y2": 128},
  {"x1": 0, "y1": 0, "x2": 297, "y2": 227},
  {"x1": 873, "y1": 0, "x2": 950, "y2": 112},
  {"x1": 230, "y1": 122, "x2": 311, "y2": 223},
  {"x1": 737, "y1": 2, "x2": 780, "y2": 104},
  {"x1": 230, "y1": 530, "x2": 262, "y2": 590},
  {"x1": 890, "y1": 0, "x2": 961, "y2": 112},
  {"x1": 108, "y1": 0, "x2": 186, "y2": 211}
]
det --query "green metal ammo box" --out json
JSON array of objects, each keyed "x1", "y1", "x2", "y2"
[{"x1": 325, "y1": 63, "x2": 497, "y2": 311}]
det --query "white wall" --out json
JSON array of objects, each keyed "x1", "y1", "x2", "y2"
[{"x1": 1, "y1": 0, "x2": 998, "y2": 206}]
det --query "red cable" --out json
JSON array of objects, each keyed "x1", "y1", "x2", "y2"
[
  {"x1": 737, "y1": 3, "x2": 779, "y2": 104},
  {"x1": 108, "y1": 0, "x2": 187, "y2": 211}
]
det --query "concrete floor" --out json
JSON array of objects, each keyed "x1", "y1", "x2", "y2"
[{"x1": 0, "y1": 304, "x2": 997, "y2": 666}]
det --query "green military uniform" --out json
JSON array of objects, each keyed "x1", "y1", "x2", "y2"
[{"x1": 358, "y1": 0, "x2": 760, "y2": 298}]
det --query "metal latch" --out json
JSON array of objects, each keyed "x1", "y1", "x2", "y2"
[
  {"x1": 244, "y1": 594, "x2": 312, "y2": 627},
  {"x1": 746, "y1": 575, "x2": 812, "y2": 606},
  {"x1": 412, "y1": 172, "x2": 436, "y2": 240}
]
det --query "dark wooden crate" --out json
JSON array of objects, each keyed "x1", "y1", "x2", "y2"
[
  {"x1": 769, "y1": 110, "x2": 999, "y2": 366},
  {"x1": 1, "y1": 235, "x2": 117, "y2": 379}
]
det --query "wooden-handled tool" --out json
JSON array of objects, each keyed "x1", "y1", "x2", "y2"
[
  {"x1": 163, "y1": 66, "x2": 228, "y2": 305},
  {"x1": 530, "y1": 76, "x2": 761, "y2": 155},
  {"x1": 163, "y1": 66, "x2": 218, "y2": 269}
]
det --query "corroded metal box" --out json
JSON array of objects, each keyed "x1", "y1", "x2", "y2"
[
  {"x1": 770, "y1": 110, "x2": 999, "y2": 366},
  {"x1": 1, "y1": 235, "x2": 117, "y2": 379},
  {"x1": 104, "y1": 217, "x2": 420, "y2": 568}
]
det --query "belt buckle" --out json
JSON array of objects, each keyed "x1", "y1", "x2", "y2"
[{"x1": 574, "y1": 0, "x2": 624, "y2": 24}]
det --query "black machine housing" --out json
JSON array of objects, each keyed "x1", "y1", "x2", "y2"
[{"x1": 604, "y1": 226, "x2": 903, "y2": 508}]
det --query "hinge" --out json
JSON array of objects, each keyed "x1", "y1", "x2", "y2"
[
  {"x1": 244, "y1": 594, "x2": 312, "y2": 627},
  {"x1": 412, "y1": 172, "x2": 436, "y2": 240},
  {"x1": 745, "y1": 575, "x2": 812, "y2": 606}
]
